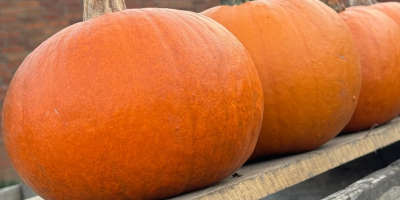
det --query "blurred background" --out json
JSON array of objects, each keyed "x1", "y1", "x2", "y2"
[{"x1": 0, "y1": 0, "x2": 395, "y2": 189}]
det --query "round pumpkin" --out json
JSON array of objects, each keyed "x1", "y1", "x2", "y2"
[
  {"x1": 2, "y1": 9, "x2": 263, "y2": 200},
  {"x1": 202, "y1": 0, "x2": 361, "y2": 158},
  {"x1": 339, "y1": 7, "x2": 400, "y2": 133}
]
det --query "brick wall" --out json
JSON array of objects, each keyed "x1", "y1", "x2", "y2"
[{"x1": 0, "y1": 0, "x2": 219, "y2": 184}]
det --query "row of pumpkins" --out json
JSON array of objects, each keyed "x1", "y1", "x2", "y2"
[{"x1": 2, "y1": 0, "x2": 400, "y2": 199}]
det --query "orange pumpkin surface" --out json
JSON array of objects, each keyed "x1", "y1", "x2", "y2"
[
  {"x1": 370, "y1": 2, "x2": 400, "y2": 27},
  {"x1": 2, "y1": 9, "x2": 263, "y2": 200},
  {"x1": 369, "y1": 2, "x2": 400, "y2": 118},
  {"x1": 340, "y1": 7, "x2": 400, "y2": 133},
  {"x1": 202, "y1": 0, "x2": 361, "y2": 158}
]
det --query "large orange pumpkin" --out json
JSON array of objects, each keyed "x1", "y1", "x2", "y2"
[
  {"x1": 340, "y1": 7, "x2": 400, "y2": 133},
  {"x1": 202, "y1": 0, "x2": 361, "y2": 158},
  {"x1": 2, "y1": 8, "x2": 263, "y2": 200}
]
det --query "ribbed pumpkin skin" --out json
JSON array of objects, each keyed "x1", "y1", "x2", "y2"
[
  {"x1": 202, "y1": 0, "x2": 361, "y2": 157},
  {"x1": 370, "y1": 2, "x2": 400, "y2": 26},
  {"x1": 340, "y1": 7, "x2": 400, "y2": 133},
  {"x1": 2, "y1": 9, "x2": 263, "y2": 200}
]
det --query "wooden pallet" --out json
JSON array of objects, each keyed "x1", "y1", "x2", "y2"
[{"x1": 26, "y1": 117, "x2": 400, "y2": 200}]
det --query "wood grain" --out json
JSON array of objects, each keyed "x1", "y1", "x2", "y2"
[
  {"x1": 323, "y1": 159, "x2": 400, "y2": 200},
  {"x1": 25, "y1": 196, "x2": 42, "y2": 200}
]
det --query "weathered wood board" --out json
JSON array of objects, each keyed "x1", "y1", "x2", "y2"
[
  {"x1": 25, "y1": 196, "x2": 41, "y2": 200},
  {"x1": 323, "y1": 159, "x2": 400, "y2": 200},
  {"x1": 0, "y1": 184, "x2": 22, "y2": 200}
]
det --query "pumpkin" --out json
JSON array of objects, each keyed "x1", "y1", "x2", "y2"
[
  {"x1": 202, "y1": 0, "x2": 361, "y2": 158},
  {"x1": 339, "y1": 6, "x2": 400, "y2": 133},
  {"x1": 2, "y1": 3, "x2": 264, "y2": 200},
  {"x1": 370, "y1": 2, "x2": 400, "y2": 26}
]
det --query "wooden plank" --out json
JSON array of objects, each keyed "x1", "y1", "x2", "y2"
[
  {"x1": 323, "y1": 159, "x2": 400, "y2": 200},
  {"x1": 264, "y1": 139, "x2": 400, "y2": 200},
  {"x1": 25, "y1": 196, "x2": 42, "y2": 200},
  {"x1": 0, "y1": 184, "x2": 22, "y2": 200},
  {"x1": 26, "y1": 117, "x2": 400, "y2": 200}
]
